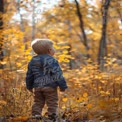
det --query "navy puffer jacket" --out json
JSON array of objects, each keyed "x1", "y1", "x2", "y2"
[{"x1": 25, "y1": 54, "x2": 68, "y2": 90}]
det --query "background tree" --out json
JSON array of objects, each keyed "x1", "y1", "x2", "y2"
[
  {"x1": 32, "y1": 0, "x2": 36, "y2": 41},
  {"x1": 74, "y1": 0, "x2": 89, "y2": 53},
  {"x1": 0, "y1": 0, "x2": 4, "y2": 68},
  {"x1": 98, "y1": 0, "x2": 111, "y2": 70}
]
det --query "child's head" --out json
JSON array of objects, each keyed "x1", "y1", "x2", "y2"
[{"x1": 31, "y1": 39, "x2": 55, "y2": 56}]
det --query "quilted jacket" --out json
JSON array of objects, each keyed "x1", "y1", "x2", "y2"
[{"x1": 25, "y1": 54, "x2": 68, "y2": 90}]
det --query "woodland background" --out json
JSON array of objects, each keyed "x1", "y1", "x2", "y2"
[{"x1": 0, "y1": 0, "x2": 122, "y2": 121}]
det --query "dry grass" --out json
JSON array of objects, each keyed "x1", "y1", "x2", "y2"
[{"x1": 0, "y1": 62, "x2": 122, "y2": 122}]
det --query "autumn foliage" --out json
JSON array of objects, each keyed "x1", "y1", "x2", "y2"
[{"x1": 0, "y1": 0, "x2": 122, "y2": 122}]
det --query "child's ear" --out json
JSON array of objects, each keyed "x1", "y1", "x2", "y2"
[
  {"x1": 48, "y1": 48, "x2": 51, "y2": 53},
  {"x1": 49, "y1": 48, "x2": 51, "y2": 51}
]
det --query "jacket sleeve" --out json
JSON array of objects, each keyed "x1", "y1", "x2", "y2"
[
  {"x1": 25, "y1": 62, "x2": 34, "y2": 90},
  {"x1": 51, "y1": 60, "x2": 68, "y2": 90},
  {"x1": 57, "y1": 75, "x2": 68, "y2": 90}
]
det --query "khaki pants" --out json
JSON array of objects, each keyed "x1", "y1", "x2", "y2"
[{"x1": 32, "y1": 87, "x2": 58, "y2": 116}]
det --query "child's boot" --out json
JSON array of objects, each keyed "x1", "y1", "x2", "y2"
[{"x1": 48, "y1": 113, "x2": 57, "y2": 122}]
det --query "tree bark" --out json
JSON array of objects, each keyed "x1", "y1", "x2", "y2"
[
  {"x1": 32, "y1": 0, "x2": 35, "y2": 41},
  {"x1": 17, "y1": 0, "x2": 27, "y2": 50},
  {"x1": 74, "y1": 0, "x2": 89, "y2": 51},
  {"x1": 98, "y1": 0, "x2": 111, "y2": 70},
  {"x1": 67, "y1": 19, "x2": 73, "y2": 69},
  {"x1": 0, "y1": 0, "x2": 4, "y2": 68}
]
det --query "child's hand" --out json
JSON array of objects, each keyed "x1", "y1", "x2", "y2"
[
  {"x1": 60, "y1": 89, "x2": 65, "y2": 92},
  {"x1": 28, "y1": 89, "x2": 33, "y2": 93}
]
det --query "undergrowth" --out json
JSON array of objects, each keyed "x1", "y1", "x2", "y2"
[{"x1": 0, "y1": 61, "x2": 122, "y2": 122}]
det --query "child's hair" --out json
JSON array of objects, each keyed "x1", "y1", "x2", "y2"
[{"x1": 31, "y1": 39, "x2": 53, "y2": 55}]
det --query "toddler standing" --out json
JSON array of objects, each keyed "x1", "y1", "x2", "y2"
[{"x1": 25, "y1": 39, "x2": 68, "y2": 121}]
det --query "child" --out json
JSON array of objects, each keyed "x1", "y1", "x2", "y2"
[{"x1": 25, "y1": 39, "x2": 68, "y2": 121}]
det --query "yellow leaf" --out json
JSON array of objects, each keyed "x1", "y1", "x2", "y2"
[
  {"x1": 16, "y1": 63, "x2": 22, "y2": 67},
  {"x1": 100, "y1": 90, "x2": 105, "y2": 94},
  {"x1": 21, "y1": 45, "x2": 25, "y2": 50},
  {"x1": 105, "y1": 91, "x2": 110, "y2": 95},
  {"x1": 0, "y1": 61, "x2": 7, "y2": 65},
  {"x1": 62, "y1": 97, "x2": 68, "y2": 102},
  {"x1": 76, "y1": 97, "x2": 84, "y2": 102},
  {"x1": 62, "y1": 50, "x2": 68, "y2": 54},
  {"x1": 84, "y1": 97, "x2": 88, "y2": 101},
  {"x1": 83, "y1": 93, "x2": 88, "y2": 98},
  {"x1": 0, "y1": 100, "x2": 7, "y2": 105},
  {"x1": 87, "y1": 104, "x2": 92, "y2": 109},
  {"x1": 115, "y1": 98, "x2": 119, "y2": 102},
  {"x1": 27, "y1": 56, "x2": 32, "y2": 60},
  {"x1": 61, "y1": 105, "x2": 66, "y2": 109},
  {"x1": 64, "y1": 59, "x2": 70, "y2": 63},
  {"x1": 100, "y1": 80, "x2": 106, "y2": 83},
  {"x1": 61, "y1": 46, "x2": 70, "y2": 49},
  {"x1": 54, "y1": 45, "x2": 60, "y2": 49}
]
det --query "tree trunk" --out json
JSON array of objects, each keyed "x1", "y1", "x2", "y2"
[
  {"x1": 32, "y1": 0, "x2": 35, "y2": 41},
  {"x1": 17, "y1": 0, "x2": 27, "y2": 50},
  {"x1": 0, "y1": 0, "x2": 4, "y2": 68},
  {"x1": 74, "y1": 0, "x2": 89, "y2": 52},
  {"x1": 67, "y1": 19, "x2": 73, "y2": 69},
  {"x1": 98, "y1": 0, "x2": 111, "y2": 71}
]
